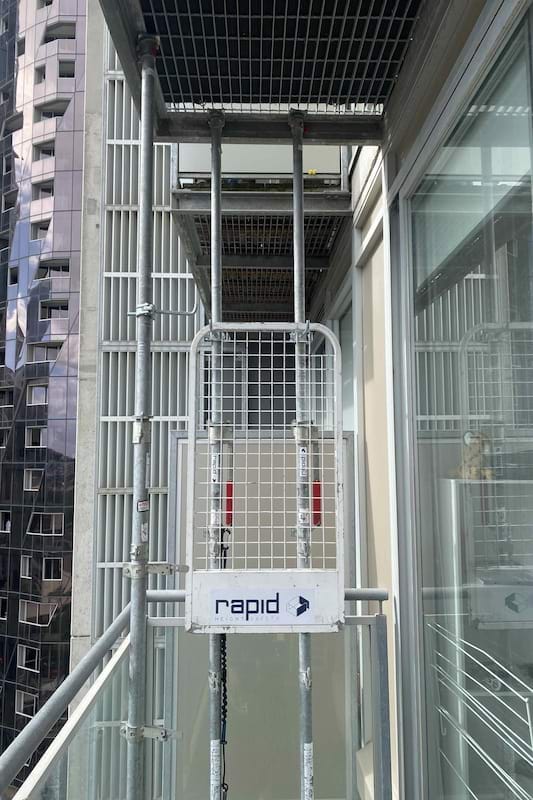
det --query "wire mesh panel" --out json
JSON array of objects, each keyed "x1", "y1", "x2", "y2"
[
  {"x1": 140, "y1": 0, "x2": 423, "y2": 113},
  {"x1": 186, "y1": 322, "x2": 344, "y2": 633}
]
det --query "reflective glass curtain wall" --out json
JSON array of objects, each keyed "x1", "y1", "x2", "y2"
[
  {"x1": 0, "y1": 0, "x2": 85, "y2": 780},
  {"x1": 406, "y1": 15, "x2": 533, "y2": 799}
]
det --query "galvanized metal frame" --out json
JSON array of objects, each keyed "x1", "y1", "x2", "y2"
[
  {"x1": 185, "y1": 320, "x2": 345, "y2": 634},
  {"x1": 124, "y1": 34, "x2": 159, "y2": 800}
]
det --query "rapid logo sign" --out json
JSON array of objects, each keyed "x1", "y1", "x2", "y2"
[{"x1": 212, "y1": 589, "x2": 317, "y2": 625}]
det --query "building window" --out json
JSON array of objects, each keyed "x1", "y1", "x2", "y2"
[
  {"x1": 1, "y1": 18, "x2": 8, "y2": 34},
  {"x1": 0, "y1": 511, "x2": 10, "y2": 532},
  {"x1": 25, "y1": 426, "x2": 47, "y2": 448},
  {"x1": 3, "y1": 153, "x2": 12, "y2": 175},
  {"x1": 28, "y1": 343, "x2": 62, "y2": 362},
  {"x1": 0, "y1": 388, "x2": 13, "y2": 406},
  {"x1": 16, "y1": 38, "x2": 25, "y2": 57},
  {"x1": 24, "y1": 469, "x2": 43, "y2": 492},
  {"x1": 27, "y1": 512, "x2": 63, "y2": 536},
  {"x1": 15, "y1": 690, "x2": 37, "y2": 718},
  {"x1": 30, "y1": 219, "x2": 50, "y2": 240},
  {"x1": 32, "y1": 180, "x2": 53, "y2": 201},
  {"x1": 43, "y1": 22, "x2": 75, "y2": 43},
  {"x1": 20, "y1": 554, "x2": 31, "y2": 578},
  {"x1": 0, "y1": 90, "x2": 8, "y2": 104},
  {"x1": 34, "y1": 99, "x2": 69, "y2": 122},
  {"x1": 0, "y1": 596, "x2": 6, "y2": 619},
  {"x1": 27, "y1": 383, "x2": 48, "y2": 406},
  {"x1": 58, "y1": 61, "x2": 75, "y2": 78},
  {"x1": 36, "y1": 259, "x2": 68, "y2": 280},
  {"x1": 401, "y1": 25, "x2": 533, "y2": 800},
  {"x1": 8, "y1": 266, "x2": 18, "y2": 285},
  {"x1": 2, "y1": 190, "x2": 16, "y2": 211},
  {"x1": 33, "y1": 140, "x2": 55, "y2": 161},
  {"x1": 0, "y1": 347, "x2": 4, "y2": 365},
  {"x1": 37, "y1": 0, "x2": 53, "y2": 7},
  {"x1": 19, "y1": 599, "x2": 56, "y2": 626},
  {"x1": 17, "y1": 644, "x2": 39, "y2": 672},
  {"x1": 34, "y1": 65, "x2": 45, "y2": 84},
  {"x1": 39, "y1": 300, "x2": 68, "y2": 320},
  {"x1": 0, "y1": 429, "x2": 7, "y2": 448},
  {"x1": 42, "y1": 557, "x2": 62, "y2": 581}
]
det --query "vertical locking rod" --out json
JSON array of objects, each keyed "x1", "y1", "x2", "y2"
[
  {"x1": 208, "y1": 110, "x2": 225, "y2": 800},
  {"x1": 290, "y1": 110, "x2": 314, "y2": 800},
  {"x1": 126, "y1": 34, "x2": 158, "y2": 800}
]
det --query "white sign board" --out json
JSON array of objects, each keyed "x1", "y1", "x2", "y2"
[{"x1": 187, "y1": 570, "x2": 343, "y2": 633}]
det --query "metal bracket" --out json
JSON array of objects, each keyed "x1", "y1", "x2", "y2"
[
  {"x1": 132, "y1": 417, "x2": 151, "y2": 445},
  {"x1": 120, "y1": 723, "x2": 171, "y2": 742},
  {"x1": 208, "y1": 423, "x2": 231, "y2": 443},
  {"x1": 205, "y1": 327, "x2": 229, "y2": 343},
  {"x1": 123, "y1": 561, "x2": 189, "y2": 578},
  {"x1": 292, "y1": 422, "x2": 317, "y2": 442},
  {"x1": 299, "y1": 667, "x2": 312, "y2": 690},
  {"x1": 129, "y1": 302, "x2": 156, "y2": 320},
  {"x1": 290, "y1": 320, "x2": 311, "y2": 343},
  {"x1": 130, "y1": 542, "x2": 148, "y2": 561}
]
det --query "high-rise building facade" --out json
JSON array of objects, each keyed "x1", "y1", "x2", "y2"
[{"x1": 0, "y1": 0, "x2": 85, "y2": 779}]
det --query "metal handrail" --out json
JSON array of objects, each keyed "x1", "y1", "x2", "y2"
[
  {"x1": 12, "y1": 636, "x2": 130, "y2": 800},
  {"x1": 0, "y1": 590, "x2": 186, "y2": 793},
  {"x1": 0, "y1": 586, "x2": 385, "y2": 795}
]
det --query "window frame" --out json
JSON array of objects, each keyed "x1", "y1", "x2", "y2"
[
  {"x1": 25, "y1": 426, "x2": 47, "y2": 448},
  {"x1": 23, "y1": 468, "x2": 43, "y2": 492},
  {"x1": 42, "y1": 556, "x2": 62, "y2": 581},
  {"x1": 27, "y1": 511, "x2": 64, "y2": 536},
  {"x1": 17, "y1": 644, "x2": 39, "y2": 673},
  {"x1": 20, "y1": 554, "x2": 31, "y2": 579},
  {"x1": 15, "y1": 689, "x2": 37, "y2": 718},
  {"x1": 27, "y1": 383, "x2": 48, "y2": 406}
]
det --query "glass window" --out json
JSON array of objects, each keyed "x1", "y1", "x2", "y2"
[
  {"x1": 0, "y1": 511, "x2": 10, "y2": 532},
  {"x1": 42, "y1": 557, "x2": 62, "y2": 581},
  {"x1": 33, "y1": 141, "x2": 55, "y2": 162},
  {"x1": 15, "y1": 690, "x2": 37, "y2": 717},
  {"x1": 20, "y1": 555, "x2": 31, "y2": 578},
  {"x1": 27, "y1": 512, "x2": 64, "y2": 536},
  {"x1": 407, "y1": 25, "x2": 533, "y2": 799},
  {"x1": 19, "y1": 600, "x2": 56, "y2": 626},
  {"x1": 24, "y1": 469, "x2": 43, "y2": 492},
  {"x1": 27, "y1": 384, "x2": 48, "y2": 406},
  {"x1": 340, "y1": 306, "x2": 354, "y2": 431},
  {"x1": 0, "y1": 388, "x2": 13, "y2": 407},
  {"x1": 0, "y1": 428, "x2": 8, "y2": 447},
  {"x1": 39, "y1": 301, "x2": 67, "y2": 320},
  {"x1": 0, "y1": 597, "x2": 6, "y2": 618},
  {"x1": 17, "y1": 644, "x2": 39, "y2": 672},
  {"x1": 28, "y1": 343, "x2": 62, "y2": 362},
  {"x1": 25, "y1": 426, "x2": 47, "y2": 448}
]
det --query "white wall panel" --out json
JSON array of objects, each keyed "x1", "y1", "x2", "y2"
[{"x1": 95, "y1": 38, "x2": 202, "y2": 639}]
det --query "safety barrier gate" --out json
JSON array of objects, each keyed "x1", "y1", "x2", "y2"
[{"x1": 186, "y1": 322, "x2": 344, "y2": 634}]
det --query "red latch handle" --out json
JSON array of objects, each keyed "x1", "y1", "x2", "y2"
[
  {"x1": 312, "y1": 480, "x2": 322, "y2": 526},
  {"x1": 225, "y1": 481, "x2": 233, "y2": 526}
]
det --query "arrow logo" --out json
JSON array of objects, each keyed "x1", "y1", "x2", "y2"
[
  {"x1": 287, "y1": 595, "x2": 310, "y2": 617},
  {"x1": 505, "y1": 592, "x2": 529, "y2": 614}
]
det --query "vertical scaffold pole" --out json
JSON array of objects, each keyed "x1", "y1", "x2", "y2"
[
  {"x1": 126, "y1": 34, "x2": 158, "y2": 800},
  {"x1": 290, "y1": 111, "x2": 314, "y2": 800},
  {"x1": 208, "y1": 110, "x2": 225, "y2": 800}
]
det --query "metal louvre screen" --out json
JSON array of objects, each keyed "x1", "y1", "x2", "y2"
[{"x1": 186, "y1": 322, "x2": 344, "y2": 633}]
